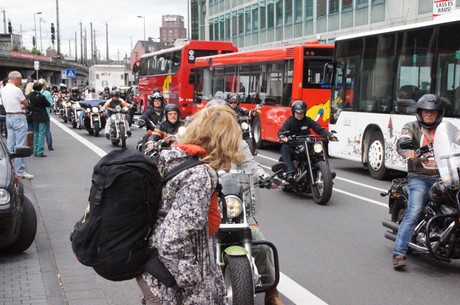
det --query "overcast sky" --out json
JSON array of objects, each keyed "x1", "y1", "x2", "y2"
[{"x1": 2, "y1": 0, "x2": 188, "y2": 60}]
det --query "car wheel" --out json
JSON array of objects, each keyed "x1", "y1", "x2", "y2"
[{"x1": 2, "y1": 196, "x2": 37, "y2": 254}]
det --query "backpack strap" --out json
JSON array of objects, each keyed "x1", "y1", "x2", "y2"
[{"x1": 162, "y1": 157, "x2": 204, "y2": 184}]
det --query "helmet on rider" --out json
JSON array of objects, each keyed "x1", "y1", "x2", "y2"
[
  {"x1": 60, "y1": 83, "x2": 67, "y2": 92},
  {"x1": 152, "y1": 88, "x2": 161, "y2": 94},
  {"x1": 150, "y1": 92, "x2": 165, "y2": 108},
  {"x1": 71, "y1": 87, "x2": 79, "y2": 95},
  {"x1": 104, "y1": 87, "x2": 110, "y2": 92},
  {"x1": 112, "y1": 90, "x2": 121, "y2": 98},
  {"x1": 119, "y1": 88, "x2": 127, "y2": 100},
  {"x1": 291, "y1": 100, "x2": 307, "y2": 116},
  {"x1": 415, "y1": 94, "x2": 444, "y2": 129},
  {"x1": 164, "y1": 103, "x2": 180, "y2": 124},
  {"x1": 51, "y1": 85, "x2": 58, "y2": 92},
  {"x1": 227, "y1": 93, "x2": 241, "y2": 107}
]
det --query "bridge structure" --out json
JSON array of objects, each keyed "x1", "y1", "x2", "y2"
[{"x1": 0, "y1": 50, "x2": 89, "y2": 87}]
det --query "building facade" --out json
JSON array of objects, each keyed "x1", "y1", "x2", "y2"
[
  {"x1": 200, "y1": 0, "x2": 460, "y2": 50},
  {"x1": 160, "y1": 15, "x2": 187, "y2": 45}
]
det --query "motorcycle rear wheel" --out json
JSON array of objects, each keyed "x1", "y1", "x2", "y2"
[
  {"x1": 311, "y1": 161, "x2": 333, "y2": 205},
  {"x1": 224, "y1": 256, "x2": 254, "y2": 305}
]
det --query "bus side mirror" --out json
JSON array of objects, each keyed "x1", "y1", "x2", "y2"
[
  {"x1": 188, "y1": 74, "x2": 195, "y2": 84},
  {"x1": 324, "y1": 63, "x2": 334, "y2": 85}
]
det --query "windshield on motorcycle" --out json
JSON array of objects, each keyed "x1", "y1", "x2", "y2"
[{"x1": 434, "y1": 121, "x2": 460, "y2": 190}]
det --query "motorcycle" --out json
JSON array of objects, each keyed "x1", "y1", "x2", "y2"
[
  {"x1": 238, "y1": 105, "x2": 261, "y2": 156},
  {"x1": 215, "y1": 169, "x2": 280, "y2": 305},
  {"x1": 82, "y1": 103, "x2": 106, "y2": 137},
  {"x1": 69, "y1": 100, "x2": 83, "y2": 129},
  {"x1": 59, "y1": 97, "x2": 70, "y2": 123},
  {"x1": 382, "y1": 121, "x2": 460, "y2": 262},
  {"x1": 106, "y1": 106, "x2": 130, "y2": 148},
  {"x1": 271, "y1": 134, "x2": 336, "y2": 205}
]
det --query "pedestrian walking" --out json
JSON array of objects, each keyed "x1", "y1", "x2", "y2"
[{"x1": 28, "y1": 82, "x2": 51, "y2": 157}]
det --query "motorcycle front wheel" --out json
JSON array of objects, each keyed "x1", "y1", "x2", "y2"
[
  {"x1": 94, "y1": 121, "x2": 100, "y2": 137},
  {"x1": 224, "y1": 256, "x2": 254, "y2": 305},
  {"x1": 311, "y1": 161, "x2": 333, "y2": 205},
  {"x1": 119, "y1": 124, "x2": 126, "y2": 148}
]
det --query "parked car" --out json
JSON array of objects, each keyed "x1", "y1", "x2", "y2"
[{"x1": 0, "y1": 140, "x2": 36, "y2": 254}]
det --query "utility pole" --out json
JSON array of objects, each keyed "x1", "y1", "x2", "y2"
[
  {"x1": 74, "y1": 32, "x2": 77, "y2": 62},
  {"x1": 80, "y1": 22, "x2": 83, "y2": 64},
  {"x1": 90, "y1": 22, "x2": 93, "y2": 64},
  {"x1": 1, "y1": 8, "x2": 6, "y2": 34},
  {"x1": 56, "y1": 0, "x2": 61, "y2": 56},
  {"x1": 84, "y1": 29, "x2": 87, "y2": 65},
  {"x1": 105, "y1": 22, "x2": 109, "y2": 61}
]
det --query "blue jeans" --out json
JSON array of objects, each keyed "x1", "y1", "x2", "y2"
[
  {"x1": 6, "y1": 114, "x2": 27, "y2": 174},
  {"x1": 33, "y1": 121, "x2": 47, "y2": 156},
  {"x1": 280, "y1": 144, "x2": 296, "y2": 173},
  {"x1": 393, "y1": 175, "x2": 438, "y2": 256},
  {"x1": 46, "y1": 120, "x2": 53, "y2": 149}
]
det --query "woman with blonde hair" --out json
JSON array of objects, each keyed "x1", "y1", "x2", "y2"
[{"x1": 137, "y1": 105, "x2": 243, "y2": 305}]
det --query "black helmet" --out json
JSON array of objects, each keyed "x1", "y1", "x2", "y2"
[
  {"x1": 291, "y1": 100, "x2": 307, "y2": 116},
  {"x1": 152, "y1": 88, "x2": 161, "y2": 94},
  {"x1": 51, "y1": 85, "x2": 58, "y2": 91},
  {"x1": 104, "y1": 87, "x2": 110, "y2": 92},
  {"x1": 119, "y1": 88, "x2": 127, "y2": 99},
  {"x1": 415, "y1": 94, "x2": 444, "y2": 129},
  {"x1": 111, "y1": 86, "x2": 117, "y2": 91},
  {"x1": 149, "y1": 92, "x2": 165, "y2": 107},
  {"x1": 227, "y1": 93, "x2": 241, "y2": 105},
  {"x1": 164, "y1": 103, "x2": 180, "y2": 118},
  {"x1": 112, "y1": 90, "x2": 121, "y2": 98},
  {"x1": 71, "y1": 87, "x2": 79, "y2": 95}
]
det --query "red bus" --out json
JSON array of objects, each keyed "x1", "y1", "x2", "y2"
[
  {"x1": 135, "y1": 40, "x2": 237, "y2": 117},
  {"x1": 192, "y1": 41, "x2": 334, "y2": 147}
]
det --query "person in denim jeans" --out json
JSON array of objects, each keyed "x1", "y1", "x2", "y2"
[
  {"x1": 0, "y1": 71, "x2": 33, "y2": 179},
  {"x1": 392, "y1": 94, "x2": 444, "y2": 269}
]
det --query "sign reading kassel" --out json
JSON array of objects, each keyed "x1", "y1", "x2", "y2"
[{"x1": 433, "y1": 0, "x2": 456, "y2": 18}]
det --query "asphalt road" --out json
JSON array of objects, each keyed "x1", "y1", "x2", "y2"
[{"x1": 14, "y1": 115, "x2": 460, "y2": 305}]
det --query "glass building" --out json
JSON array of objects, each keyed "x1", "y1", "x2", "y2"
[{"x1": 192, "y1": 0, "x2": 460, "y2": 50}]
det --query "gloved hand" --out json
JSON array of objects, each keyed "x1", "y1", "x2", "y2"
[
  {"x1": 138, "y1": 119, "x2": 145, "y2": 128},
  {"x1": 328, "y1": 134, "x2": 338, "y2": 142}
]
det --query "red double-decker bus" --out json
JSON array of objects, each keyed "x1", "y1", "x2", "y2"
[
  {"x1": 192, "y1": 41, "x2": 334, "y2": 147},
  {"x1": 135, "y1": 40, "x2": 237, "y2": 117}
]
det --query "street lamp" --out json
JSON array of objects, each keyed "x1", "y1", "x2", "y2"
[
  {"x1": 33, "y1": 11, "x2": 42, "y2": 49},
  {"x1": 137, "y1": 15, "x2": 145, "y2": 41}
]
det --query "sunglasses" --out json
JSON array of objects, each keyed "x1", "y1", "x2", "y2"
[{"x1": 229, "y1": 101, "x2": 238, "y2": 104}]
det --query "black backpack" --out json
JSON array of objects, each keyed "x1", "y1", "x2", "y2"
[{"x1": 70, "y1": 148, "x2": 203, "y2": 284}]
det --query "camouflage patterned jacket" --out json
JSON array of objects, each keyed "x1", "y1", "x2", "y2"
[{"x1": 141, "y1": 146, "x2": 227, "y2": 305}]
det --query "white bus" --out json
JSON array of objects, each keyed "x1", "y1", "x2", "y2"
[{"x1": 329, "y1": 14, "x2": 460, "y2": 180}]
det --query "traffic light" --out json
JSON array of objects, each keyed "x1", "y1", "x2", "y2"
[
  {"x1": 51, "y1": 23, "x2": 55, "y2": 44},
  {"x1": 32, "y1": 36, "x2": 36, "y2": 48},
  {"x1": 8, "y1": 21, "x2": 12, "y2": 34}
]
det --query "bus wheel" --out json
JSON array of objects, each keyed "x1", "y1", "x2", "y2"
[
  {"x1": 252, "y1": 116, "x2": 263, "y2": 149},
  {"x1": 367, "y1": 132, "x2": 391, "y2": 180}
]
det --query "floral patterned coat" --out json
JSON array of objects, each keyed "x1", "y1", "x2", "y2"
[{"x1": 141, "y1": 146, "x2": 227, "y2": 305}]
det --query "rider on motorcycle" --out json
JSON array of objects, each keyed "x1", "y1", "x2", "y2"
[
  {"x1": 139, "y1": 92, "x2": 166, "y2": 131},
  {"x1": 101, "y1": 87, "x2": 111, "y2": 100},
  {"x1": 392, "y1": 94, "x2": 444, "y2": 270},
  {"x1": 227, "y1": 93, "x2": 260, "y2": 117},
  {"x1": 140, "y1": 104, "x2": 184, "y2": 152},
  {"x1": 278, "y1": 100, "x2": 336, "y2": 182},
  {"x1": 103, "y1": 90, "x2": 132, "y2": 139}
]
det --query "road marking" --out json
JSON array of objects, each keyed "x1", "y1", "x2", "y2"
[
  {"x1": 51, "y1": 117, "x2": 107, "y2": 157},
  {"x1": 278, "y1": 273, "x2": 328, "y2": 305}
]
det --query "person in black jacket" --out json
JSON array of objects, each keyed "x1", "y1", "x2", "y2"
[
  {"x1": 278, "y1": 100, "x2": 336, "y2": 181},
  {"x1": 29, "y1": 82, "x2": 51, "y2": 157},
  {"x1": 138, "y1": 92, "x2": 166, "y2": 131}
]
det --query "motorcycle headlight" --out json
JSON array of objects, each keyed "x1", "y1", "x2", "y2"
[
  {"x1": 225, "y1": 195, "x2": 243, "y2": 218},
  {"x1": 313, "y1": 142, "x2": 323, "y2": 154},
  {"x1": 240, "y1": 122, "x2": 249, "y2": 131},
  {"x1": 86, "y1": 108, "x2": 91, "y2": 112},
  {"x1": 92, "y1": 107, "x2": 99, "y2": 113},
  {"x1": 71, "y1": 103, "x2": 76, "y2": 109},
  {"x1": 115, "y1": 105, "x2": 122, "y2": 111},
  {"x1": 0, "y1": 188, "x2": 11, "y2": 205},
  {"x1": 66, "y1": 101, "x2": 72, "y2": 107}
]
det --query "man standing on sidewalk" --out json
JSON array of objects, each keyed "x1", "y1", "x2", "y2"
[{"x1": 0, "y1": 71, "x2": 33, "y2": 179}]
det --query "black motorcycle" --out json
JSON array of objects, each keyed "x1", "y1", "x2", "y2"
[
  {"x1": 238, "y1": 104, "x2": 262, "y2": 156},
  {"x1": 81, "y1": 100, "x2": 106, "y2": 137},
  {"x1": 382, "y1": 121, "x2": 460, "y2": 262},
  {"x1": 216, "y1": 169, "x2": 280, "y2": 305},
  {"x1": 272, "y1": 134, "x2": 336, "y2": 205}
]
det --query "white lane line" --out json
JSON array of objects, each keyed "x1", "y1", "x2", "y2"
[
  {"x1": 278, "y1": 273, "x2": 328, "y2": 305},
  {"x1": 335, "y1": 176, "x2": 387, "y2": 192},
  {"x1": 51, "y1": 117, "x2": 107, "y2": 157}
]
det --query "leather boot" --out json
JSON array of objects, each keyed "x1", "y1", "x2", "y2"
[{"x1": 265, "y1": 288, "x2": 284, "y2": 305}]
